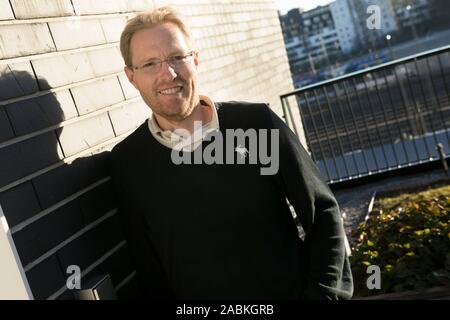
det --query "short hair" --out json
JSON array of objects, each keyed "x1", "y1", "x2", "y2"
[{"x1": 120, "y1": 6, "x2": 192, "y2": 67}]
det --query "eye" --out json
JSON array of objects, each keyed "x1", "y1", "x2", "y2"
[
  {"x1": 171, "y1": 55, "x2": 185, "y2": 62},
  {"x1": 143, "y1": 61, "x2": 159, "y2": 68}
]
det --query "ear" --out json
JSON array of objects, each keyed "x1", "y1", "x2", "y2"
[
  {"x1": 193, "y1": 51, "x2": 199, "y2": 68},
  {"x1": 124, "y1": 66, "x2": 138, "y2": 89}
]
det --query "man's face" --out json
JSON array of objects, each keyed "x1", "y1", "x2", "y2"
[{"x1": 125, "y1": 23, "x2": 199, "y2": 122}]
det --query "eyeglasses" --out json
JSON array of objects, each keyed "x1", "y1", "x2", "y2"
[{"x1": 130, "y1": 51, "x2": 196, "y2": 74}]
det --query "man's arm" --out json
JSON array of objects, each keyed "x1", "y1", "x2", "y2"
[
  {"x1": 108, "y1": 149, "x2": 175, "y2": 300},
  {"x1": 266, "y1": 105, "x2": 353, "y2": 300}
]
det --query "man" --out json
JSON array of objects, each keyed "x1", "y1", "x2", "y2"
[{"x1": 110, "y1": 6, "x2": 353, "y2": 300}]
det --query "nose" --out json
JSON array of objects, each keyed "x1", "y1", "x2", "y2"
[{"x1": 159, "y1": 61, "x2": 178, "y2": 80}]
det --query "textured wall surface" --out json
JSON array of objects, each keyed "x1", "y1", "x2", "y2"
[{"x1": 0, "y1": 0, "x2": 301, "y2": 299}]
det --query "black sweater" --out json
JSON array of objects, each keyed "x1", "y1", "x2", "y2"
[{"x1": 109, "y1": 101, "x2": 353, "y2": 300}]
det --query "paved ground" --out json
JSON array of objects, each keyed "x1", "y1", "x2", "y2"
[{"x1": 334, "y1": 168, "x2": 450, "y2": 244}]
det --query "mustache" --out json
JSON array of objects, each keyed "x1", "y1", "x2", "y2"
[{"x1": 156, "y1": 77, "x2": 186, "y2": 89}]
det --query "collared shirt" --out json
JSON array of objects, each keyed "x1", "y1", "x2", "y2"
[{"x1": 147, "y1": 95, "x2": 219, "y2": 151}]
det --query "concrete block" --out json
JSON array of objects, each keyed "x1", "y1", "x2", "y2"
[
  {"x1": 100, "y1": 16, "x2": 127, "y2": 43},
  {"x1": 13, "y1": 201, "x2": 83, "y2": 266},
  {"x1": 70, "y1": 77, "x2": 124, "y2": 115},
  {"x1": 0, "y1": 23, "x2": 56, "y2": 59},
  {"x1": 118, "y1": 74, "x2": 139, "y2": 99},
  {"x1": 0, "y1": 132, "x2": 63, "y2": 189},
  {"x1": 48, "y1": 19, "x2": 106, "y2": 51},
  {"x1": 10, "y1": 0, "x2": 74, "y2": 19},
  {"x1": 6, "y1": 90, "x2": 78, "y2": 136},
  {"x1": 0, "y1": 0, "x2": 14, "y2": 20},
  {"x1": 32, "y1": 46, "x2": 124, "y2": 89},
  {"x1": 0, "y1": 108, "x2": 14, "y2": 143},
  {"x1": 57, "y1": 213, "x2": 123, "y2": 271},
  {"x1": 56, "y1": 113, "x2": 115, "y2": 157},
  {"x1": 0, "y1": 182, "x2": 42, "y2": 228},
  {"x1": 126, "y1": 0, "x2": 153, "y2": 11},
  {"x1": 32, "y1": 52, "x2": 95, "y2": 89},
  {"x1": 33, "y1": 152, "x2": 109, "y2": 208},
  {"x1": 71, "y1": 0, "x2": 127, "y2": 15},
  {"x1": 89, "y1": 244, "x2": 133, "y2": 291},
  {"x1": 108, "y1": 101, "x2": 147, "y2": 135},
  {"x1": 0, "y1": 62, "x2": 39, "y2": 100},
  {"x1": 88, "y1": 46, "x2": 124, "y2": 77},
  {"x1": 25, "y1": 255, "x2": 66, "y2": 299},
  {"x1": 78, "y1": 181, "x2": 116, "y2": 224}
]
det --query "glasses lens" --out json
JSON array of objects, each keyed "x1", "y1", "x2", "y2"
[{"x1": 137, "y1": 52, "x2": 194, "y2": 73}]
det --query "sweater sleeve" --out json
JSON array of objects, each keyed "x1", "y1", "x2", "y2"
[
  {"x1": 109, "y1": 148, "x2": 175, "y2": 300},
  {"x1": 265, "y1": 105, "x2": 353, "y2": 300}
]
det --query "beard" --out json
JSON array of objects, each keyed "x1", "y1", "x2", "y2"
[{"x1": 140, "y1": 78, "x2": 199, "y2": 123}]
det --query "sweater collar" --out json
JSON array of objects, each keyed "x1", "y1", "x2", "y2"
[{"x1": 147, "y1": 94, "x2": 220, "y2": 150}]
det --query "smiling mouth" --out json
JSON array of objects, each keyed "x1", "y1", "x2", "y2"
[{"x1": 158, "y1": 86, "x2": 183, "y2": 95}]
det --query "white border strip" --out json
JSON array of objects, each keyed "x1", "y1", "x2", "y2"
[{"x1": 0, "y1": 204, "x2": 34, "y2": 299}]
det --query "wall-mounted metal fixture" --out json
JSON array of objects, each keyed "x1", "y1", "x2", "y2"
[{"x1": 75, "y1": 274, "x2": 117, "y2": 300}]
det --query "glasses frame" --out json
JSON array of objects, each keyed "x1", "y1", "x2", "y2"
[{"x1": 130, "y1": 51, "x2": 196, "y2": 73}]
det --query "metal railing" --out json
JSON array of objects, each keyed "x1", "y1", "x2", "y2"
[{"x1": 281, "y1": 45, "x2": 450, "y2": 184}]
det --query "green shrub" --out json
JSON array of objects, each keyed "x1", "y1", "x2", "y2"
[{"x1": 350, "y1": 184, "x2": 450, "y2": 297}]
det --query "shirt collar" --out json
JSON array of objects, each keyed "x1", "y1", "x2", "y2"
[{"x1": 147, "y1": 94, "x2": 219, "y2": 149}]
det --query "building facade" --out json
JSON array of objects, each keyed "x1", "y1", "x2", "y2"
[
  {"x1": 348, "y1": 0, "x2": 398, "y2": 50},
  {"x1": 280, "y1": 0, "x2": 406, "y2": 70},
  {"x1": 330, "y1": 0, "x2": 359, "y2": 54},
  {"x1": 279, "y1": 5, "x2": 341, "y2": 76},
  {"x1": 393, "y1": 0, "x2": 432, "y2": 37}
]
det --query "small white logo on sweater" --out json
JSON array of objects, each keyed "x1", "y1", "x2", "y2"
[
  {"x1": 235, "y1": 145, "x2": 249, "y2": 159},
  {"x1": 170, "y1": 121, "x2": 279, "y2": 175}
]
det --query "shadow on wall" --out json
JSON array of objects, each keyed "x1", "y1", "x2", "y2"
[{"x1": 0, "y1": 71, "x2": 140, "y2": 300}]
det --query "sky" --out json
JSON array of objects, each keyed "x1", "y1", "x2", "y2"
[{"x1": 274, "y1": 0, "x2": 334, "y2": 15}]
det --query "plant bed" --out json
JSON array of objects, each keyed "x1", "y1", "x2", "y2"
[{"x1": 350, "y1": 181, "x2": 450, "y2": 298}]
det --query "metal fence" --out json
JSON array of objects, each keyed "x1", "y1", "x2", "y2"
[{"x1": 281, "y1": 45, "x2": 450, "y2": 184}]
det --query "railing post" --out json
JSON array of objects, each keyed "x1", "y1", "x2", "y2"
[
  {"x1": 280, "y1": 97, "x2": 291, "y2": 128},
  {"x1": 436, "y1": 143, "x2": 448, "y2": 176}
]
